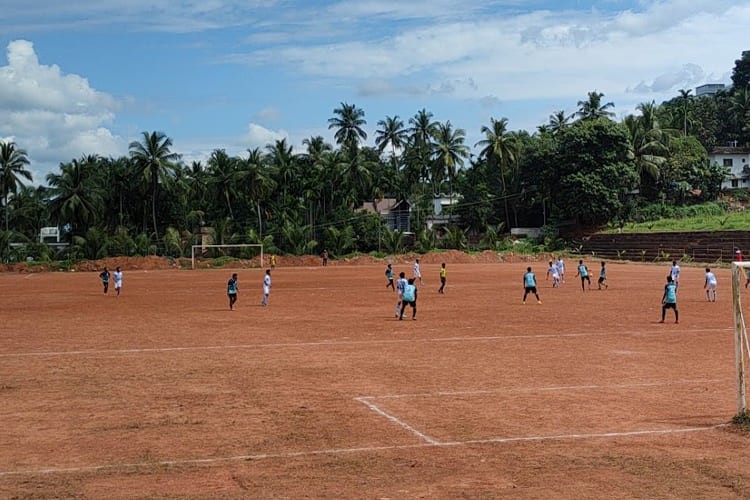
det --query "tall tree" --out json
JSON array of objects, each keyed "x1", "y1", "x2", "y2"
[
  {"x1": 431, "y1": 120, "x2": 469, "y2": 197},
  {"x1": 677, "y1": 89, "x2": 693, "y2": 136},
  {"x1": 375, "y1": 115, "x2": 408, "y2": 170},
  {"x1": 576, "y1": 91, "x2": 615, "y2": 121},
  {"x1": 46, "y1": 157, "x2": 103, "y2": 238},
  {"x1": 328, "y1": 102, "x2": 367, "y2": 152},
  {"x1": 237, "y1": 148, "x2": 276, "y2": 236},
  {"x1": 0, "y1": 141, "x2": 32, "y2": 232},
  {"x1": 548, "y1": 110, "x2": 573, "y2": 135},
  {"x1": 731, "y1": 50, "x2": 750, "y2": 91},
  {"x1": 206, "y1": 149, "x2": 238, "y2": 220},
  {"x1": 475, "y1": 117, "x2": 517, "y2": 228},
  {"x1": 128, "y1": 131, "x2": 180, "y2": 243}
]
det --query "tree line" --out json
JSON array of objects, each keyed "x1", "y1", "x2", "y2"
[{"x1": 1, "y1": 51, "x2": 749, "y2": 263}]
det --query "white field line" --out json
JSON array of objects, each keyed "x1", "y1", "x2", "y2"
[
  {"x1": 354, "y1": 397, "x2": 440, "y2": 445},
  {"x1": 0, "y1": 425, "x2": 726, "y2": 478},
  {"x1": 358, "y1": 378, "x2": 725, "y2": 401},
  {"x1": 0, "y1": 328, "x2": 731, "y2": 359}
]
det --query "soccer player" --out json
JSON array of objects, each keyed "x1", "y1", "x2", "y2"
[
  {"x1": 736, "y1": 248, "x2": 743, "y2": 262},
  {"x1": 556, "y1": 256, "x2": 565, "y2": 283},
  {"x1": 575, "y1": 260, "x2": 591, "y2": 291},
  {"x1": 670, "y1": 260, "x2": 681, "y2": 288},
  {"x1": 546, "y1": 261, "x2": 560, "y2": 288},
  {"x1": 99, "y1": 267, "x2": 110, "y2": 294},
  {"x1": 399, "y1": 278, "x2": 418, "y2": 320},
  {"x1": 438, "y1": 262, "x2": 447, "y2": 294},
  {"x1": 704, "y1": 267, "x2": 717, "y2": 302},
  {"x1": 261, "y1": 269, "x2": 271, "y2": 306},
  {"x1": 227, "y1": 272, "x2": 238, "y2": 310},
  {"x1": 522, "y1": 266, "x2": 542, "y2": 304},
  {"x1": 413, "y1": 258, "x2": 424, "y2": 285},
  {"x1": 321, "y1": 249, "x2": 329, "y2": 267},
  {"x1": 113, "y1": 266, "x2": 123, "y2": 297},
  {"x1": 385, "y1": 263, "x2": 395, "y2": 291},
  {"x1": 395, "y1": 271, "x2": 408, "y2": 317},
  {"x1": 270, "y1": 254, "x2": 277, "y2": 268},
  {"x1": 660, "y1": 275, "x2": 679, "y2": 323},
  {"x1": 597, "y1": 261, "x2": 608, "y2": 290}
]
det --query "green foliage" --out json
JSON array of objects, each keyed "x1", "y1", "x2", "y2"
[
  {"x1": 415, "y1": 228, "x2": 436, "y2": 253},
  {"x1": 439, "y1": 225, "x2": 467, "y2": 250},
  {"x1": 324, "y1": 225, "x2": 355, "y2": 257},
  {"x1": 72, "y1": 226, "x2": 110, "y2": 260},
  {"x1": 478, "y1": 224, "x2": 505, "y2": 251},
  {"x1": 381, "y1": 229, "x2": 405, "y2": 254}
]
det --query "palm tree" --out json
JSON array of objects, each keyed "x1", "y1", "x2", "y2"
[
  {"x1": 0, "y1": 141, "x2": 32, "y2": 232},
  {"x1": 731, "y1": 87, "x2": 750, "y2": 141},
  {"x1": 375, "y1": 115, "x2": 408, "y2": 169},
  {"x1": 206, "y1": 149, "x2": 238, "y2": 220},
  {"x1": 548, "y1": 110, "x2": 573, "y2": 135},
  {"x1": 576, "y1": 91, "x2": 615, "y2": 120},
  {"x1": 328, "y1": 102, "x2": 367, "y2": 152},
  {"x1": 408, "y1": 108, "x2": 437, "y2": 148},
  {"x1": 677, "y1": 89, "x2": 693, "y2": 136},
  {"x1": 475, "y1": 117, "x2": 517, "y2": 228},
  {"x1": 46, "y1": 157, "x2": 103, "y2": 239},
  {"x1": 128, "y1": 131, "x2": 180, "y2": 243},
  {"x1": 431, "y1": 121, "x2": 469, "y2": 198},
  {"x1": 623, "y1": 104, "x2": 671, "y2": 193},
  {"x1": 237, "y1": 148, "x2": 276, "y2": 236}
]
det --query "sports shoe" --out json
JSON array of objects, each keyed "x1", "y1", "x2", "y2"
[
  {"x1": 537, "y1": 300, "x2": 542, "y2": 304},
  {"x1": 522, "y1": 301, "x2": 526, "y2": 304}
]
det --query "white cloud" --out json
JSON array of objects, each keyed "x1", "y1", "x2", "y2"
[
  {"x1": 255, "y1": 106, "x2": 282, "y2": 122},
  {"x1": 0, "y1": 40, "x2": 124, "y2": 182},
  {"x1": 245, "y1": 123, "x2": 288, "y2": 147}
]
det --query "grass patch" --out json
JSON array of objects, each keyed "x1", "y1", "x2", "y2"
[
  {"x1": 732, "y1": 411, "x2": 750, "y2": 432},
  {"x1": 608, "y1": 210, "x2": 750, "y2": 233}
]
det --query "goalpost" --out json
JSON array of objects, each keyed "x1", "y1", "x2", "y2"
[
  {"x1": 191, "y1": 244, "x2": 264, "y2": 270},
  {"x1": 731, "y1": 262, "x2": 750, "y2": 415}
]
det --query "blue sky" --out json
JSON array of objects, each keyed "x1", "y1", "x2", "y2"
[{"x1": 1, "y1": 0, "x2": 748, "y2": 182}]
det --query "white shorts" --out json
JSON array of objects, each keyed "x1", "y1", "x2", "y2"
[
  {"x1": 114, "y1": 280, "x2": 122, "y2": 289},
  {"x1": 707, "y1": 283, "x2": 717, "y2": 290},
  {"x1": 263, "y1": 285, "x2": 270, "y2": 295}
]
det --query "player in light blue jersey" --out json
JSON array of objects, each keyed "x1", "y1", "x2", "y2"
[
  {"x1": 660, "y1": 275, "x2": 679, "y2": 323},
  {"x1": 522, "y1": 267, "x2": 541, "y2": 304},
  {"x1": 575, "y1": 260, "x2": 591, "y2": 291},
  {"x1": 227, "y1": 273, "x2": 238, "y2": 310},
  {"x1": 395, "y1": 272, "x2": 408, "y2": 317}
]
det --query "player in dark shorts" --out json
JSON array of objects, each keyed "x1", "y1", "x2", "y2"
[
  {"x1": 399, "y1": 278, "x2": 418, "y2": 320},
  {"x1": 522, "y1": 267, "x2": 541, "y2": 304},
  {"x1": 227, "y1": 273, "x2": 239, "y2": 310},
  {"x1": 385, "y1": 264, "x2": 395, "y2": 291},
  {"x1": 99, "y1": 267, "x2": 110, "y2": 294}
]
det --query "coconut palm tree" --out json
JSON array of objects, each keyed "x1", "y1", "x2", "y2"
[
  {"x1": 206, "y1": 149, "x2": 238, "y2": 220},
  {"x1": 0, "y1": 141, "x2": 32, "y2": 232},
  {"x1": 576, "y1": 91, "x2": 615, "y2": 120},
  {"x1": 475, "y1": 117, "x2": 517, "y2": 228},
  {"x1": 677, "y1": 89, "x2": 693, "y2": 136},
  {"x1": 431, "y1": 120, "x2": 469, "y2": 198},
  {"x1": 328, "y1": 102, "x2": 367, "y2": 152},
  {"x1": 548, "y1": 110, "x2": 573, "y2": 135},
  {"x1": 128, "y1": 131, "x2": 180, "y2": 243},
  {"x1": 237, "y1": 148, "x2": 276, "y2": 236},
  {"x1": 46, "y1": 157, "x2": 104, "y2": 239},
  {"x1": 375, "y1": 115, "x2": 408, "y2": 170}
]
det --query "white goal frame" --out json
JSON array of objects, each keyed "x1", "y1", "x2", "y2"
[
  {"x1": 732, "y1": 262, "x2": 750, "y2": 414},
  {"x1": 191, "y1": 244, "x2": 263, "y2": 270}
]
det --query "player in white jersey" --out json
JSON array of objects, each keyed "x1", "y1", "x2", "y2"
[
  {"x1": 413, "y1": 258, "x2": 424, "y2": 285},
  {"x1": 670, "y1": 260, "x2": 681, "y2": 287},
  {"x1": 113, "y1": 266, "x2": 123, "y2": 297},
  {"x1": 395, "y1": 271, "x2": 408, "y2": 317},
  {"x1": 704, "y1": 267, "x2": 717, "y2": 302},
  {"x1": 546, "y1": 261, "x2": 560, "y2": 288},
  {"x1": 555, "y1": 256, "x2": 565, "y2": 283},
  {"x1": 261, "y1": 269, "x2": 271, "y2": 306}
]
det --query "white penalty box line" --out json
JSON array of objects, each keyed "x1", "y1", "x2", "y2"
[
  {"x1": 354, "y1": 379, "x2": 727, "y2": 446},
  {"x1": 0, "y1": 379, "x2": 727, "y2": 478}
]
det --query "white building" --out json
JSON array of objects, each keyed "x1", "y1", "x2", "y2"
[
  {"x1": 695, "y1": 83, "x2": 726, "y2": 98},
  {"x1": 709, "y1": 145, "x2": 750, "y2": 190}
]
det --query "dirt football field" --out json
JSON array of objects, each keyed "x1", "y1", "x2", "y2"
[{"x1": 2, "y1": 260, "x2": 750, "y2": 498}]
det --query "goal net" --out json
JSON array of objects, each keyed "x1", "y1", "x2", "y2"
[
  {"x1": 731, "y1": 262, "x2": 750, "y2": 415},
  {"x1": 191, "y1": 244, "x2": 264, "y2": 270}
]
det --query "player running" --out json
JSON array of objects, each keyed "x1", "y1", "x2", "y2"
[
  {"x1": 522, "y1": 266, "x2": 542, "y2": 304},
  {"x1": 395, "y1": 272, "x2": 408, "y2": 317},
  {"x1": 660, "y1": 275, "x2": 679, "y2": 323},
  {"x1": 556, "y1": 256, "x2": 565, "y2": 283},
  {"x1": 99, "y1": 267, "x2": 110, "y2": 294},
  {"x1": 704, "y1": 267, "x2": 717, "y2": 302},
  {"x1": 385, "y1": 263, "x2": 395, "y2": 291},
  {"x1": 413, "y1": 258, "x2": 424, "y2": 285},
  {"x1": 399, "y1": 278, "x2": 418, "y2": 320},
  {"x1": 575, "y1": 260, "x2": 591, "y2": 291},
  {"x1": 597, "y1": 261, "x2": 608, "y2": 290},
  {"x1": 546, "y1": 261, "x2": 560, "y2": 288},
  {"x1": 113, "y1": 266, "x2": 123, "y2": 297}
]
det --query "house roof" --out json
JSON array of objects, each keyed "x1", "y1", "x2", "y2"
[
  {"x1": 357, "y1": 198, "x2": 399, "y2": 214},
  {"x1": 710, "y1": 147, "x2": 750, "y2": 155}
]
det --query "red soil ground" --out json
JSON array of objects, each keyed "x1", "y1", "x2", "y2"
[{"x1": 1, "y1": 258, "x2": 749, "y2": 498}]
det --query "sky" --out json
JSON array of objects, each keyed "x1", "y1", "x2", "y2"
[{"x1": 1, "y1": 0, "x2": 749, "y2": 183}]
